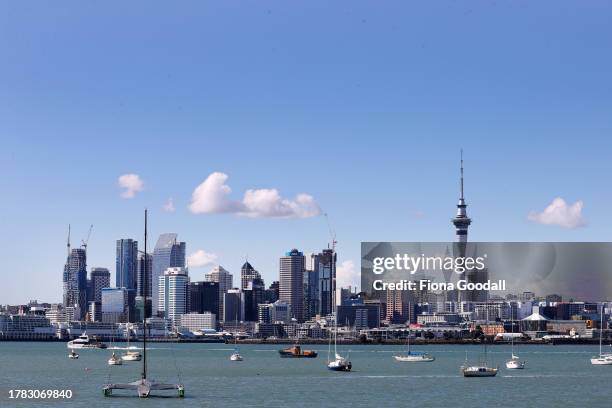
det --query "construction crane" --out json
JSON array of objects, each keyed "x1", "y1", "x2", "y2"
[
  {"x1": 81, "y1": 224, "x2": 94, "y2": 250},
  {"x1": 324, "y1": 213, "x2": 337, "y2": 253}
]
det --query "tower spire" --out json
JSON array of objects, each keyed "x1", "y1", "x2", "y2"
[{"x1": 460, "y1": 149, "x2": 464, "y2": 200}]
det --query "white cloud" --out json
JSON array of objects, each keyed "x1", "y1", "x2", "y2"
[
  {"x1": 528, "y1": 197, "x2": 586, "y2": 229},
  {"x1": 163, "y1": 197, "x2": 176, "y2": 213},
  {"x1": 187, "y1": 249, "x2": 218, "y2": 268},
  {"x1": 336, "y1": 260, "x2": 360, "y2": 290},
  {"x1": 118, "y1": 174, "x2": 144, "y2": 199},
  {"x1": 189, "y1": 172, "x2": 321, "y2": 218}
]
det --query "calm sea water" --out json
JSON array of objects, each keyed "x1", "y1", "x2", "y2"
[{"x1": 0, "y1": 342, "x2": 611, "y2": 407}]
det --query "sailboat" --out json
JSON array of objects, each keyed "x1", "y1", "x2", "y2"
[
  {"x1": 68, "y1": 349, "x2": 79, "y2": 359},
  {"x1": 591, "y1": 304, "x2": 612, "y2": 365},
  {"x1": 505, "y1": 307, "x2": 525, "y2": 369},
  {"x1": 121, "y1": 324, "x2": 142, "y2": 362},
  {"x1": 230, "y1": 316, "x2": 243, "y2": 361},
  {"x1": 327, "y1": 316, "x2": 352, "y2": 371},
  {"x1": 103, "y1": 209, "x2": 185, "y2": 398},
  {"x1": 393, "y1": 330, "x2": 434, "y2": 362},
  {"x1": 108, "y1": 352, "x2": 123, "y2": 366},
  {"x1": 461, "y1": 302, "x2": 497, "y2": 377}
]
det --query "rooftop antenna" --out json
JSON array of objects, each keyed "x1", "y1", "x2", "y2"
[
  {"x1": 67, "y1": 224, "x2": 71, "y2": 256},
  {"x1": 460, "y1": 149, "x2": 465, "y2": 200}
]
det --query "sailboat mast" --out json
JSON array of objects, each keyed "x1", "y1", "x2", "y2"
[
  {"x1": 600, "y1": 304, "x2": 604, "y2": 357},
  {"x1": 142, "y1": 208, "x2": 147, "y2": 380}
]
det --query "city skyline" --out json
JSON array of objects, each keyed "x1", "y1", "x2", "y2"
[{"x1": 3, "y1": 2, "x2": 612, "y2": 304}]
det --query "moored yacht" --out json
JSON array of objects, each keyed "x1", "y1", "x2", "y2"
[
  {"x1": 591, "y1": 304, "x2": 612, "y2": 365},
  {"x1": 505, "y1": 354, "x2": 525, "y2": 369},
  {"x1": 394, "y1": 331, "x2": 435, "y2": 362},
  {"x1": 327, "y1": 353, "x2": 352, "y2": 371},
  {"x1": 67, "y1": 333, "x2": 107, "y2": 349},
  {"x1": 68, "y1": 349, "x2": 79, "y2": 359}
]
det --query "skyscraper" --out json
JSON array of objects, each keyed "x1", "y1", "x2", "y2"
[
  {"x1": 279, "y1": 249, "x2": 305, "y2": 322},
  {"x1": 204, "y1": 265, "x2": 233, "y2": 322},
  {"x1": 304, "y1": 249, "x2": 336, "y2": 320},
  {"x1": 116, "y1": 239, "x2": 138, "y2": 290},
  {"x1": 90, "y1": 267, "x2": 110, "y2": 303},
  {"x1": 188, "y1": 281, "x2": 219, "y2": 318},
  {"x1": 137, "y1": 253, "x2": 152, "y2": 298},
  {"x1": 223, "y1": 288, "x2": 245, "y2": 323},
  {"x1": 158, "y1": 267, "x2": 189, "y2": 326},
  {"x1": 240, "y1": 261, "x2": 261, "y2": 290},
  {"x1": 63, "y1": 248, "x2": 88, "y2": 320},
  {"x1": 303, "y1": 255, "x2": 319, "y2": 321},
  {"x1": 135, "y1": 253, "x2": 153, "y2": 321},
  {"x1": 152, "y1": 233, "x2": 186, "y2": 314}
]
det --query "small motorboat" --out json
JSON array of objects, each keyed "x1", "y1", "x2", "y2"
[
  {"x1": 68, "y1": 349, "x2": 79, "y2": 359},
  {"x1": 108, "y1": 352, "x2": 123, "y2": 366}
]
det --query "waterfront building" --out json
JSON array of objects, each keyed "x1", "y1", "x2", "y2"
[
  {"x1": 90, "y1": 267, "x2": 110, "y2": 303},
  {"x1": 205, "y1": 265, "x2": 233, "y2": 321},
  {"x1": 337, "y1": 301, "x2": 381, "y2": 329},
  {"x1": 179, "y1": 312, "x2": 216, "y2": 332},
  {"x1": 151, "y1": 233, "x2": 186, "y2": 314},
  {"x1": 63, "y1": 247, "x2": 88, "y2": 320},
  {"x1": 279, "y1": 249, "x2": 305, "y2": 322},
  {"x1": 158, "y1": 267, "x2": 189, "y2": 326},
  {"x1": 45, "y1": 304, "x2": 67, "y2": 324},
  {"x1": 0, "y1": 314, "x2": 54, "y2": 340},
  {"x1": 188, "y1": 281, "x2": 219, "y2": 317}
]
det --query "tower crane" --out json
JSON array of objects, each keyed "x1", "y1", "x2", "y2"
[{"x1": 81, "y1": 224, "x2": 94, "y2": 250}]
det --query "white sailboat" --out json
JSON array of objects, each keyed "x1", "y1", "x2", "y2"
[
  {"x1": 591, "y1": 304, "x2": 612, "y2": 365},
  {"x1": 121, "y1": 324, "x2": 142, "y2": 362},
  {"x1": 68, "y1": 349, "x2": 79, "y2": 359},
  {"x1": 230, "y1": 322, "x2": 243, "y2": 361},
  {"x1": 462, "y1": 303, "x2": 497, "y2": 377},
  {"x1": 108, "y1": 352, "x2": 123, "y2": 366},
  {"x1": 506, "y1": 307, "x2": 525, "y2": 369},
  {"x1": 394, "y1": 330, "x2": 434, "y2": 362}
]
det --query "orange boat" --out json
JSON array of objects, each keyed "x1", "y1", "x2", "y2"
[{"x1": 278, "y1": 345, "x2": 318, "y2": 358}]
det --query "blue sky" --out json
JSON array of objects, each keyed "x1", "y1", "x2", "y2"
[{"x1": 1, "y1": 2, "x2": 611, "y2": 304}]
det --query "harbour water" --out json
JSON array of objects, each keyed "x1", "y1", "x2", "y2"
[{"x1": 1, "y1": 342, "x2": 610, "y2": 407}]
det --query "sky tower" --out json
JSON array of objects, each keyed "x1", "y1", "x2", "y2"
[{"x1": 452, "y1": 150, "x2": 471, "y2": 242}]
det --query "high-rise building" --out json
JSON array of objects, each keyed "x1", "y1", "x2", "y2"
[
  {"x1": 158, "y1": 267, "x2": 189, "y2": 326},
  {"x1": 265, "y1": 281, "x2": 280, "y2": 303},
  {"x1": 223, "y1": 288, "x2": 245, "y2": 323},
  {"x1": 101, "y1": 287, "x2": 129, "y2": 323},
  {"x1": 279, "y1": 249, "x2": 305, "y2": 322},
  {"x1": 318, "y1": 249, "x2": 336, "y2": 316},
  {"x1": 205, "y1": 265, "x2": 233, "y2": 322},
  {"x1": 243, "y1": 278, "x2": 265, "y2": 321},
  {"x1": 189, "y1": 281, "x2": 219, "y2": 318},
  {"x1": 90, "y1": 267, "x2": 110, "y2": 303},
  {"x1": 240, "y1": 261, "x2": 261, "y2": 290},
  {"x1": 258, "y1": 300, "x2": 292, "y2": 324},
  {"x1": 63, "y1": 248, "x2": 88, "y2": 320},
  {"x1": 137, "y1": 253, "x2": 152, "y2": 298},
  {"x1": 116, "y1": 239, "x2": 138, "y2": 290},
  {"x1": 152, "y1": 234, "x2": 186, "y2": 314},
  {"x1": 303, "y1": 257, "x2": 319, "y2": 321}
]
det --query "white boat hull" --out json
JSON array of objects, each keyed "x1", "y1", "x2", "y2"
[
  {"x1": 394, "y1": 355, "x2": 434, "y2": 362},
  {"x1": 462, "y1": 366, "x2": 498, "y2": 377},
  {"x1": 121, "y1": 353, "x2": 142, "y2": 361},
  {"x1": 505, "y1": 359, "x2": 525, "y2": 369},
  {"x1": 230, "y1": 353, "x2": 243, "y2": 361},
  {"x1": 591, "y1": 356, "x2": 612, "y2": 365}
]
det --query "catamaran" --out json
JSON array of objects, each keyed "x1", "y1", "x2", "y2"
[
  {"x1": 394, "y1": 330, "x2": 434, "y2": 362},
  {"x1": 103, "y1": 209, "x2": 185, "y2": 398},
  {"x1": 591, "y1": 304, "x2": 612, "y2": 365},
  {"x1": 506, "y1": 308, "x2": 525, "y2": 369}
]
